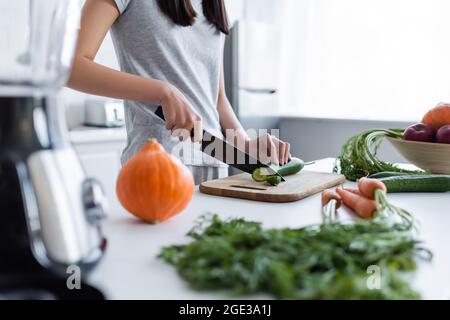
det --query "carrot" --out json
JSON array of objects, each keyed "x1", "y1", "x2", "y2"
[
  {"x1": 344, "y1": 188, "x2": 362, "y2": 196},
  {"x1": 321, "y1": 190, "x2": 342, "y2": 209},
  {"x1": 358, "y1": 178, "x2": 387, "y2": 200},
  {"x1": 336, "y1": 188, "x2": 377, "y2": 219}
]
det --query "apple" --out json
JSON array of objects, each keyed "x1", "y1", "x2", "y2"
[
  {"x1": 403, "y1": 123, "x2": 436, "y2": 143},
  {"x1": 436, "y1": 125, "x2": 450, "y2": 144}
]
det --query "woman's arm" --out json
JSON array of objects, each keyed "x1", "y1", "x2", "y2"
[
  {"x1": 68, "y1": 0, "x2": 203, "y2": 141},
  {"x1": 216, "y1": 66, "x2": 249, "y2": 143},
  {"x1": 217, "y1": 68, "x2": 292, "y2": 165},
  {"x1": 69, "y1": 0, "x2": 164, "y2": 101}
]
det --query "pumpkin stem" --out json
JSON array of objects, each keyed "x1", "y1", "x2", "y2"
[{"x1": 148, "y1": 138, "x2": 158, "y2": 144}]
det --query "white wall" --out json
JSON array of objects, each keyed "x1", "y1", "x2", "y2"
[
  {"x1": 0, "y1": 1, "x2": 29, "y2": 82},
  {"x1": 280, "y1": 117, "x2": 413, "y2": 163},
  {"x1": 278, "y1": 0, "x2": 450, "y2": 122}
]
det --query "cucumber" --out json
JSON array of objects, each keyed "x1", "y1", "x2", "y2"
[
  {"x1": 369, "y1": 171, "x2": 425, "y2": 179},
  {"x1": 277, "y1": 158, "x2": 305, "y2": 176},
  {"x1": 252, "y1": 158, "x2": 307, "y2": 184},
  {"x1": 379, "y1": 175, "x2": 450, "y2": 193},
  {"x1": 266, "y1": 175, "x2": 282, "y2": 186}
]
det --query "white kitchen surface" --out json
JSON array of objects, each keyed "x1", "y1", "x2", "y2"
[
  {"x1": 88, "y1": 159, "x2": 450, "y2": 300},
  {"x1": 70, "y1": 126, "x2": 127, "y2": 144}
]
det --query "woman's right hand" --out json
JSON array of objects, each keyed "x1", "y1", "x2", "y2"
[{"x1": 160, "y1": 83, "x2": 203, "y2": 142}]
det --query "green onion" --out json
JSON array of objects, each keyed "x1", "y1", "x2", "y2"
[{"x1": 334, "y1": 129, "x2": 422, "y2": 181}]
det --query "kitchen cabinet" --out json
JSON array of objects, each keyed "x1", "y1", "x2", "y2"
[
  {"x1": 70, "y1": 127, "x2": 127, "y2": 215},
  {"x1": 88, "y1": 159, "x2": 450, "y2": 300}
]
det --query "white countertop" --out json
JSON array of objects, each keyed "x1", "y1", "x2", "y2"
[
  {"x1": 88, "y1": 159, "x2": 450, "y2": 300},
  {"x1": 69, "y1": 126, "x2": 127, "y2": 144}
]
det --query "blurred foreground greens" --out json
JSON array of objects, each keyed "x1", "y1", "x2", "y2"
[{"x1": 159, "y1": 214, "x2": 431, "y2": 300}]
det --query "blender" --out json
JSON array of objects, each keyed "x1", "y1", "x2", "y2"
[{"x1": 0, "y1": 0, "x2": 107, "y2": 284}]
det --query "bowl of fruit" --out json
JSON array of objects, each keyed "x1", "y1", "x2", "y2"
[{"x1": 388, "y1": 103, "x2": 450, "y2": 174}]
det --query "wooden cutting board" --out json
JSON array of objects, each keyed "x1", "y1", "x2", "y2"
[{"x1": 200, "y1": 171, "x2": 346, "y2": 203}]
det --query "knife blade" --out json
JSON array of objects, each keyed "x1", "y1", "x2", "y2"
[{"x1": 154, "y1": 106, "x2": 284, "y2": 180}]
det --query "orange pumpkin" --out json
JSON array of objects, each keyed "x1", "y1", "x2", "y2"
[
  {"x1": 422, "y1": 103, "x2": 450, "y2": 130},
  {"x1": 116, "y1": 139, "x2": 195, "y2": 223}
]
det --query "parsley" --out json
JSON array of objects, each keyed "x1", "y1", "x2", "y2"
[{"x1": 159, "y1": 214, "x2": 431, "y2": 300}]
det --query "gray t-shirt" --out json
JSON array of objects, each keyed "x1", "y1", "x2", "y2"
[{"x1": 111, "y1": 0, "x2": 227, "y2": 167}]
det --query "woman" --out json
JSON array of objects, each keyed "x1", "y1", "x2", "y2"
[{"x1": 69, "y1": 0, "x2": 292, "y2": 184}]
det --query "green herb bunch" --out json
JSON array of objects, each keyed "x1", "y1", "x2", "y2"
[
  {"x1": 159, "y1": 214, "x2": 431, "y2": 300},
  {"x1": 334, "y1": 129, "x2": 422, "y2": 181}
]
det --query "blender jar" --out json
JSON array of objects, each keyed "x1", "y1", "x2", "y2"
[{"x1": 0, "y1": 0, "x2": 80, "y2": 94}]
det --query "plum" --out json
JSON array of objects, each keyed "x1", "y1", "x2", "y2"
[
  {"x1": 436, "y1": 125, "x2": 450, "y2": 144},
  {"x1": 403, "y1": 123, "x2": 436, "y2": 143}
]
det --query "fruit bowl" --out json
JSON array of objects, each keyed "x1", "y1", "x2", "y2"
[{"x1": 387, "y1": 137, "x2": 450, "y2": 174}]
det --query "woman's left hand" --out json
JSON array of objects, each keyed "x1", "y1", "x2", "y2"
[{"x1": 245, "y1": 133, "x2": 292, "y2": 166}]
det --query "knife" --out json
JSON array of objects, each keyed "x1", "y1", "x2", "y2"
[{"x1": 154, "y1": 106, "x2": 284, "y2": 180}]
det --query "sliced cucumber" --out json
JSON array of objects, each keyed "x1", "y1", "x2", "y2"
[
  {"x1": 252, "y1": 167, "x2": 272, "y2": 182},
  {"x1": 266, "y1": 175, "x2": 282, "y2": 186},
  {"x1": 252, "y1": 158, "x2": 307, "y2": 185}
]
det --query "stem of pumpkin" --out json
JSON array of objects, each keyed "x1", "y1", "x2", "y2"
[{"x1": 148, "y1": 138, "x2": 158, "y2": 144}]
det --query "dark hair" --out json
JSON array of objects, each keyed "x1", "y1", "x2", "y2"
[{"x1": 156, "y1": 0, "x2": 230, "y2": 35}]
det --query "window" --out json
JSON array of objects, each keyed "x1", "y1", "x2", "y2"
[{"x1": 242, "y1": 0, "x2": 450, "y2": 121}]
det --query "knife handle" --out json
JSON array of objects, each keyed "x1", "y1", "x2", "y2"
[
  {"x1": 154, "y1": 106, "x2": 165, "y2": 122},
  {"x1": 154, "y1": 106, "x2": 196, "y2": 139}
]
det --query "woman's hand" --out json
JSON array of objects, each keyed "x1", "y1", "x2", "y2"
[
  {"x1": 160, "y1": 83, "x2": 203, "y2": 142},
  {"x1": 245, "y1": 133, "x2": 292, "y2": 166},
  {"x1": 216, "y1": 66, "x2": 291, "y2": 167}
]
